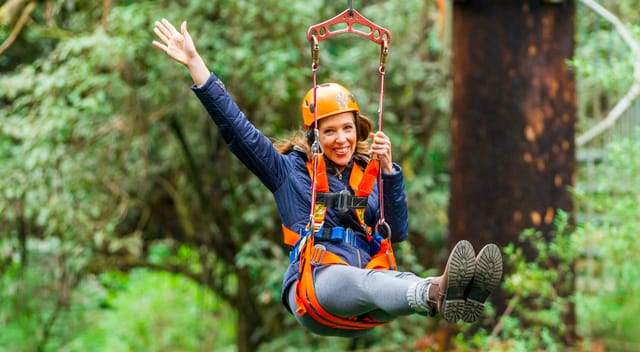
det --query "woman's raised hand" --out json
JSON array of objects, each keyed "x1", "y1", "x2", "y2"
[
  {"x1": 152, "y1": 18, "x2": 210, "y2": 86},
  {"x1": 152, "y1": 19, "x2": 197, "y2": 66}
]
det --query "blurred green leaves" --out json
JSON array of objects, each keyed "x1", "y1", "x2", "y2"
[{"x1": 2, "y1": 0, "x2": 637, "y2": 350}]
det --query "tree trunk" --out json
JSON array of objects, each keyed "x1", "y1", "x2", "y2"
[
  {"x1": 450, "y1": 0, "x2": 576, "y2": 341},
  {"x1": 236, "y1": 268, "x2": 261, "y2": 352}
]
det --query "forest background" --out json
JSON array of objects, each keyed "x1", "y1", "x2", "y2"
[{"x1": 1, "y1": 0, "x2": 639, "y2": 351}]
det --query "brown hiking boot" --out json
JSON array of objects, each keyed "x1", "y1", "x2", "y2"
[
  {"x1": 426, "y1": 240, "x2": 476, "y2": 323},
  {"x1": 461, "y1": 243, "x2": 503, "y2": 323}
]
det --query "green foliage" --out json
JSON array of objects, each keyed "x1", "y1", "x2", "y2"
[
  {"x1": 572, "y1": 0, "x2": 640, "y2": 135},
  {"x1": 3, "y1": 0, "x2": 637, "y2": 350},
  {"x1": 573, "y1": 137, "x2": 640, "y2": 349},
  {"x1": 0, "y1": 236, "x2": 91, "y2": 351},
  {"x1": 65, "y1": 269, "x2": 235, "y2": 352},
  {"x1": 452, "y1": 211, "x2": 577, "y2": 352},
  {"x1": 454, "y1": 136, "x2": 640, "y2": 351}
]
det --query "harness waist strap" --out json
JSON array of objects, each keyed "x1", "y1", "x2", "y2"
[
  {"x1": 315, "y1": 227, "x2": 369, "y2": 253},
  {"x1": 290, "y1": 227, "x2": 369, "y2": 262},
  {"x1": 316, "y1": 190, "x2": 367, "y2": 212}
]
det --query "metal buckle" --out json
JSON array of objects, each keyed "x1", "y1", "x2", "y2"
[
  {"x1": 375, "y1": 220, "x2": 392, "y2": 238},
  {"x1": 310, "y1": 244, "x2": 326, "y2": 266},
  {"x1": 344, "y1": 228, "x2": 355, "y2": 247},
  {"x1": 335, "y1": 189, "x2": 351, "y2": 212}
]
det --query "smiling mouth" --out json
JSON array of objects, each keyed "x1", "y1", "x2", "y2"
[{"x1": 334, "y1": 147, "x2": 351, "y2": 155}]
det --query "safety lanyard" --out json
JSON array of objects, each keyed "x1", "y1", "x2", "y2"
[{"x1": 306, "y1": 3, "x2": 391, "y2": 236}]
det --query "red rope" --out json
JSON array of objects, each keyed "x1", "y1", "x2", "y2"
[
  {"x1": 377, "y1": 62, "x2": 386, "y2": 226},
  {"x1": 308, "y1": 58, "x2": 320, "y2": 229}
]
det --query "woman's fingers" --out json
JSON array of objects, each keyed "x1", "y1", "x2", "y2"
[
  {"x1": 369, "y1": 131, "x2": 393, "y2": 172},
  {"x1": 155, "y1": 20, "x2": 173, "y2": 41},
  {"x1": 370, "y1": 132, "x2": 391, "y2": 152},
  {"x1": 161, "y1": 18, "x2": 180, "y2": 36},
  {"x1": 151, "y1": 40, "x2": 164, "y2": 51},
  {"x1": 181, "y1": 21, "x2": 188, "y2": 36},
  {"x1": 180, "y1": 21, "x2": 194, "y2": 49},
  {"x1": 153, "y1": 25, "x2": 170, "y2": 44}
]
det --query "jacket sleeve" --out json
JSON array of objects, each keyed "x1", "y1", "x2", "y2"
[
  {"x1": 191, "y1": 73, "x2": 287, "y2": 192},
  {"x1": 375, "y1": 163, "x2": 409, "y2": 243}
]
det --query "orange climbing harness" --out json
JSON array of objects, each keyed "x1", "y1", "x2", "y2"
[
  {"x1": 282, "y1": 156, "x2": 398, "y2": 330},
  {"x1": 281, "y1": 2, "x2": 396, "y2": 331}
]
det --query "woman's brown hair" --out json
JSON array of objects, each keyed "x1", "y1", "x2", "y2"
[{"x1": 274, "y1": 113, "x2": 373, "y2": 160}]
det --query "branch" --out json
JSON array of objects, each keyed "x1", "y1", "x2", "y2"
[
  {"x1": 576, "y1": 82, "x2": 640, "y2": 146},
  {"x1": 167, "y1": 116, "x2": 206, "y2": 205},
  {"x1": 102, "y1": 0, "x2": 112, "y2": 31},
  {"x1": 577, "y1": 0, "x2": 640, "y2": 146},
  {"x1": 0, "y1": 0, "x2": 29, "y2": 25},
  {"x1": 37, "y1": 255, "x2": 82, "y2": 350},
  {"x1": 581, "y1": 0, "x2": 640, "y2": 61},
  {"x1": 490, "y1": 295, "x2": 519, "y2": 338},
  {"x1": 0, "y1": 1, "x2": 36, "y2": 55}
]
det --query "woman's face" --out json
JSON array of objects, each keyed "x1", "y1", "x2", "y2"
[{"x1": 317, "y1": 112, "x2": 357, "y2": 168}]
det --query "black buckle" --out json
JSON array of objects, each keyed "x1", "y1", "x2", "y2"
[
  {"x1": 317, "y1": 191, "x2": 367, "y2": 212},
  {"x1": 335, "y1": 189, "x2": 351, "y2": 212}
]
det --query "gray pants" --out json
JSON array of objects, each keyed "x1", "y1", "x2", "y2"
[{"x1": 286, "y1": 264, "x2": 427, "y2": 337}]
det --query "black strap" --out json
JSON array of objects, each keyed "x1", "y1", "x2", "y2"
[{"x1": 316, "y1": 190, "x2": 367, "y2": 212}]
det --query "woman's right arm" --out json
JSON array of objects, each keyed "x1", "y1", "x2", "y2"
[{"x1": 152, "y1": 19, "x2": 288, "y2": 192}]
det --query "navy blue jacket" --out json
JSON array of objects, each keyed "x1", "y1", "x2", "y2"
[{"x1": 192, "y1": 73, "x2": 409, "y2": 313}]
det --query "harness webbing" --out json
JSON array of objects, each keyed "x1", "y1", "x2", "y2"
[
  {"x1": 282, "y1": 158, "x2": 397, "y2": 331},
  {"x1": 293, "y1": 228, "x2": 398, "y2": 331},
  {"x1": 294, "y1": 236, "x2": 385, "y2": 330},
  {"x1": 282, "y1": 158, "x2": 375, "y2": 246}
]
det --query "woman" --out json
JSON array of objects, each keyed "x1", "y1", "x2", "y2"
[{"x1": 152, "y1": 18, "x2": 502, "y2": 337}]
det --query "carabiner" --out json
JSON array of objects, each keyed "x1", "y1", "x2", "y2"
[
  {"x1": 379, "y1": 39, "x2": 388, "y2": 73},
  {"x1": 311, "y1": 129, "x2": 322, "y2": 155},
  {"x1": 375, "y1": 220, "x2": 391, "y2": 239},
  {"x1": 310, "y1": 35, "x2": 319, "y2": 69}
]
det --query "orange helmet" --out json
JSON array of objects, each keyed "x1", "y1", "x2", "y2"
[{"x1": 301, "y1": 83, "x2": 359, "y2": 129}]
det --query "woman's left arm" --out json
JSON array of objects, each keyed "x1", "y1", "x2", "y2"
[
  {"x1": 370, "y1": 131, "x2": 408, "y2": 242},
  {"x1": 380, "y1": 165, "x2": 409, "y2": 243}
]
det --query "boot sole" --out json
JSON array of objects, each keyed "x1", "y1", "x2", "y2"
[
  {"x1": 462, "y1": 244, "x2": 503, "y2": 323},
  {"x1": 441, "y1": 240, "x2": 476, "y2": 323}
]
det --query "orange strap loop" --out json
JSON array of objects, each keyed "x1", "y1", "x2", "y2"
[
  {"x1": 294, "y1": 236, "x2": 393, "y2": 330},
  {"x1": 308, "y1": 156, "x2": 329, "y2": 193},
  {"x1": 355, "y1": 158, "x2": 379, "y2": 197}
]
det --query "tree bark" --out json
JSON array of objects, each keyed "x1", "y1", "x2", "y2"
[
  {"x1": 450, "y1": 0, "x2": 576, "y2": 341},
  {"x1": 236, "y1": 268, "x2": 261, "y2": 352}
]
